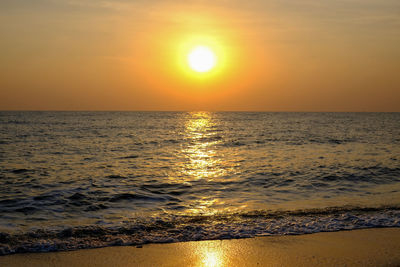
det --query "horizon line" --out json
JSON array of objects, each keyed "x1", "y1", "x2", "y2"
[{"x1": 0, "y1": 110, "x2": 399, "y2": 113}]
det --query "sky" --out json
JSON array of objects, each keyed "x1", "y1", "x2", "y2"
[{"x1": 0, "y1": 0, "x2": 399, "y2": 111}]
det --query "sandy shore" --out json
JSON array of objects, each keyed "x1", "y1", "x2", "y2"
[{"x1": 1, "y1": 228, "x2": 400, "y2": 266}]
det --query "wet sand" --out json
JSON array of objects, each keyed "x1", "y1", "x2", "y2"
[{"x1": 1, "y1": 228, "x2": 400, "y2": 266}]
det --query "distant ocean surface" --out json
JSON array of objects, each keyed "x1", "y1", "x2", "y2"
[{"x1": 1, "y1": 111, "x2": 400, "y2": 255}]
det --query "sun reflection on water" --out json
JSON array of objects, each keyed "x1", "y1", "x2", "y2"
[
  {"x1": 181, "y1": 112, "x2": 226, "y2": 181},
  {"x1": 194, "y1": 242, "x2": 225, "y2": 267},
  {"x1": 172, "y1": 112, "x2": 245, "y2": 216},
  {"x1": 180, "y1": 112, "x2": 224, "y2": 215},
  {"x1": 200, "y1": 250, "x2": 223, "y2": 267}
]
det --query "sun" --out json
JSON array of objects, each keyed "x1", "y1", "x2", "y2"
[{"x1": 187, "y1": 46, "x2": 216, "y2": 73}]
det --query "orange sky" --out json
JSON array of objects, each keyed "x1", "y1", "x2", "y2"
[{"x1": 1, "y1": 0, "x2": 399, "y2": 111}]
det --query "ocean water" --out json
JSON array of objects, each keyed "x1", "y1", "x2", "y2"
[{"x1": 0, "y1": 111, "x2": 400, "y2": 254}]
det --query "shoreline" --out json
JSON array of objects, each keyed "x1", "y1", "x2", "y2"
[{"x1": 1, "y1": 227, "x2": 400, "y2": 266}]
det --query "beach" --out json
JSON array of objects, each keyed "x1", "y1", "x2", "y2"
[{"x1": 1, "y1": 228, "x2": 400, "y2": 266}]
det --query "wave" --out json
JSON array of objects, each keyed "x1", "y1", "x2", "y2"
[{"x1": 1, "y1": 205, "x2": 399, "y2": 255}]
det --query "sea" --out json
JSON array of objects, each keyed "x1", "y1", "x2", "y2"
[{"x1": 0, "y1": 111, "x2": 399, "y2": 255}]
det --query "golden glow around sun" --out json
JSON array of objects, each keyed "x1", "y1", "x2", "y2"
[
  {"x1": 187, "y1": 46, "x2": 216, "y2": 73},
  {"x1": 175, "y1": 35, "x2": 230, "y2": 81}
]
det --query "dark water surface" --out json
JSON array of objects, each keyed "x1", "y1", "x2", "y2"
[{"x1": 0, "y1": 111, "x2": 399, "y2": 254}]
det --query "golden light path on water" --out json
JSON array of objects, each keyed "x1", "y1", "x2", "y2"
[
  {"x1": 179, "y1": 112, "x2": 233, "y2": 266},
  {"x1": 182, "y1": 112, "x2": 225, "y2": 180},
  {"x1": 178, "y1": 112, "x2": 245, "y2": 216}
]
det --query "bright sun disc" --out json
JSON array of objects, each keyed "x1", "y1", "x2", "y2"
[{"x1": 187, "y1": 46, "x2": 216, "y2": 73}]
